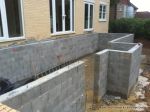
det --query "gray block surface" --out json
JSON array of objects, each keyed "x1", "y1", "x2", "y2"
[{"x1": 0, "y1": 61, "x2": 85, "y2": 112}]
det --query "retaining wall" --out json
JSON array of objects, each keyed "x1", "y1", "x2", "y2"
[
  {"x1": 0, "y1": 33, "x2": 98, "y2": 83},
  {"x1": 94, "y1": 34, "x2": 142, "y2": 100},
  {"x1": 0, "y1": 33, "x2": 134, "y2": 84},
  {"x1": 98, "y1": 33, "x2": 132, "y2": 50},
  {"x1": 0, "y1": 61, "x2": 85, "y2": 112},
  {"x1": 94, "y1": 50, "x2": 109, "y2": 102},
  {"x1": 0, "y1": 33, "x2": 142, "y2": 110}
]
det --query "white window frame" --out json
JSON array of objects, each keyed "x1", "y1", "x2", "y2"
[
  {"x1": 0, "y1": 0, "x2": 25, "y2": 42},
  {"x1": 99, "y1": 3, "x2": 107, "y2": 21},
  {"x1": 51, "y1": 0, "x2": 74, "y2": 35},
  {"x1": 84, "y1": 2, "x2": 94, "y2": 31}
]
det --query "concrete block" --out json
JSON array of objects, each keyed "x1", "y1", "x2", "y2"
[{"x1": 94, "y1": 50, "x2": 109, "y2": 102}]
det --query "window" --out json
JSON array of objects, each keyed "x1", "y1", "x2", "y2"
[
  {"x1": 84, "y1": 2, "x2": 94, "y2": 31},
  {"x1": 50, "y1": 0, "x2": 74, "y2": 34},
  {"x1": 0, "y1": 11, "x2": 3, "y2": 37},
  {"x1": 0, "y1": 0, "x2": 23, "y2": 38},
  {"x1": 99, "y1": 4, "x2": 107, "y2": 21}
]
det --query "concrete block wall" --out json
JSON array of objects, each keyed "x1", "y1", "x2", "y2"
[
  {"x1": 94, "y1": 33, "x2": 142, "y2": 99},
  {"x1": 0, "y1": 33, "x2": 134, "y2": 84},
  {"x1": 98, "y1": 33, "x2": 132, "y2": 50},
  {"x1": 107, "y1": 50, "x2": 133, "y2": 98},
  {"x1": 108, "y1": 42, "x2": 137, "y2": 51},
  {"x1": 110, "y1": 34, "x2": 134, "y2": 43},
  {"x1": 128, "y1": 44, "x2": 142, "y2": 92},
  {"x1": 94, "y1": 50, "x2": 109, "y2": 102},
  {"x1": 0, "y1": 61, "x2": 85, "y2": 112},
  {"x1": 0, "y1": 33, "x2": 99, "y2": 83},
  {"x1": 0, "y1": 33, "x2": 142, "y2": 99}
]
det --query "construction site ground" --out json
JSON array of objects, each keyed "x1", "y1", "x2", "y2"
[{"x1": 83, "y1": 38, "x2": 150, "y2": 112}]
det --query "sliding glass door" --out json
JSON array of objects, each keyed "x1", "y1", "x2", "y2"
[{"x1": 50, "y1": 0, "x2": 74, "y2": 34}]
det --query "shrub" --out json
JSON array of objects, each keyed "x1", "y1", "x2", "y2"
[
  {"x1": 109, "y1": 18, "x2": 150, "y2": 39},
  {"x1": 144, "y1": 20, "x2": 150, "y2": 39}
]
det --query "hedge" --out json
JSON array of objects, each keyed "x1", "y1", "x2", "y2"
[{"x1": 109, "y1": 18, "x2": 150, "y2": 39}]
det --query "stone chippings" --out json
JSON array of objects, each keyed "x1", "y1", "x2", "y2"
[
  {"x1": 0, "y1": 103, "x2": 18, "y2": 112},
  {"x1": 0, "y1": 61, "x2": 85, "y2": 112}
]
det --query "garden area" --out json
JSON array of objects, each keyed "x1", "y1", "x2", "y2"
[{"x1": 109, "y1": 18, "x2": 150, "y2": 40}]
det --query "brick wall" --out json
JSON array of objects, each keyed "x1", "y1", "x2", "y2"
[{"x1": 23, "y1": 0, "x2": 51, "y2": 40}]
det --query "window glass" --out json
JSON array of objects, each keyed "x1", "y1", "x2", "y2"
[
  {"x1": 56, "y1": 0, "x2": 63, "y2": 32},
  {"x1": 72, "y1": 0, "x2": 74, "y2": 31},
  {"x1": 89, "y1": 5, "x2": 93, "y2": 28},
  {"x1": 84, "y1": 3, "x2": 89, "y2": 29},
  {"x1": 5, "y1": 0, "x2": 23, "y2": 37},
  {"x1": 50, "y1": 0, "x2": 53, "y2": 33},
  {"x1": 0, "y1": 10, "x2": 3, "y2": 36},
  {"x1": 65, "y1": 0, "x2": 70, "y2": 31}
]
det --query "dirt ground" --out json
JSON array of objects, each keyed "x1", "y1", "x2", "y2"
[{"x1": 82, "y1": 38, "x2": 150, "y2": 112}]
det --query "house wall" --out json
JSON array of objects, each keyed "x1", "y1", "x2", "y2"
[
  {"x1": 23, "y1": 0, "x2": 110, "y2": 38},
  {"x1": 23, "y1": 0, "x2": 51, "y2": 40},
  {"x1": 116, "y1": 3, "x2": 125, "y2": 19},
  {"x1": 0, "y1": 0, "x2": 110, "y2": 46},
  {"x1": 94, "y1": 0, "x2": 110, "y2": 33},
  {"x1": 113, "y1": 2, "x2": 136, "y2": 20}
]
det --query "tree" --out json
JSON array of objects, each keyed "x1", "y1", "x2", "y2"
[{"x1": 110, "y1": 0, "x2": 120, "y2": 6}]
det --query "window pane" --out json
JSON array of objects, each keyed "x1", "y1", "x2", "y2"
[
  {"x1": 50, "y1": 0, "x2": 53, "y2": 33},
  {"x1": 72, "y1": 0, "x2": 74, "y2": 31},
  {"x1": 0, "y1": 10, "x2": 3, "y2": 37},
  {"x1": 84, "y1": 4, "x2": 88, "y2": 29},
  {"x1": 56, "y1": 0, "x2": 63, "y2": 32},
  {"x1": 100, "y1": 5, "x2": 102, "y2": 12},
  {"x1": 65, "y1": 0, "x2": 70, "y2": 31},
  {"x1": 99, "y1": 5, "x2": 102, "y2": 19},
  {"x1": 103, "y1": 13, "x2": 106, "y2": 19},
  {"x1": 89, "y1": 5, "x2": 93, "y2": 28},
  {"x1": 5, "y1": 0, "x2": 23, "y2": 37},
  {"x1": 103, "y1": 6, "x2": 106, "y2": 13}
]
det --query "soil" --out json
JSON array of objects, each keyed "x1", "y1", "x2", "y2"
[
  {"x1": 135, "y1": 38, "x2": 150, "y2": 56},
  {"x1": 82, "y1": 38, "x2": 150, "y2": 112}
]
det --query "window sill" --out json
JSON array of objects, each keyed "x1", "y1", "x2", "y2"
[
  {"x1": 84, "y1": 29, "x2": 94, "y2": 32},
  {"x1": 51, "y1": 31, "x2": 75, "y2": 36},
  {"x1": 99, "y1": 19, "x2": 107, "y2": 22},
  {"x1": 0, "y1": 37, "x2": 26, "y2": 43}
]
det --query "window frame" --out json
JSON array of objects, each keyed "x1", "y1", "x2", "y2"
[
  {"x1": 0, "y1": 0, "x2": 25, "y2": 42},
  {"x1": 50, "y1": 0, "x2": 75, "y2": 35},
  {"x1": 84, "y1": 1, "x2": 94, "y2": 31},
  {"x1": 99, "y1": 3, "x2": 107, "y2": 21}
]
